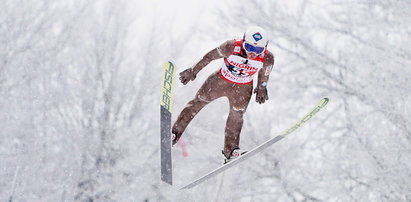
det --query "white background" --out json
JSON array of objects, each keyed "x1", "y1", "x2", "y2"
[{"x1": 1, "y1": 0, "x2": 410, "y2": 201}]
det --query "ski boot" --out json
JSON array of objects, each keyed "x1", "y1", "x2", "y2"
[
  {"x1": 171, "y1": 128, "x2": 183, "y2": 146},
  {"x1": 222, "y1": 148, "x2": 247, "y2": 164}
]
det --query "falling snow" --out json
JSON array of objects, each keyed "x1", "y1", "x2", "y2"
[{"x1": 1, "y1": 0, "x2": 410, "y2": 201}]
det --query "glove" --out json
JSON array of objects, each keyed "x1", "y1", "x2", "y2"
[
  {"x1": 179, "y1": 68, "x2": 197, "y2": 85},
  {"x1": 254, "y1": 85, "x2": 268, "y2": 104}
]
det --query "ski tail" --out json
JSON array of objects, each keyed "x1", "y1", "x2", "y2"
[{"x1": 160, "y1": 61, "x2": 176, "y2": 185}]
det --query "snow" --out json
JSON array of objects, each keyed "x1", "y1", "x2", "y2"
[{"x1": 1, "y1": 0, "x2": 411, "y2": 201}]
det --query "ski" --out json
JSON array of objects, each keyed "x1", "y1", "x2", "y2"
[
  {"x1": 160, "y1": 61, "x2": 176, "y2": 185},
  {"x1": 181, "y1": 98, "x2": 330, "y2": 189}
]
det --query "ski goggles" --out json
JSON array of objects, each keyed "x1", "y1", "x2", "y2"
[{"x1": 243, "y1": 42, "x2": 265, "y2": 54}]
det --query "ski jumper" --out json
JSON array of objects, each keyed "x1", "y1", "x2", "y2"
[{"x1": 172, "y1": 40, "x2": 267, "y2": 158}]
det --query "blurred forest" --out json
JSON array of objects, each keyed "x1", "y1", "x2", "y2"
[{"x1": 1, "y1": 0, "x2": 410, "y2": 201}]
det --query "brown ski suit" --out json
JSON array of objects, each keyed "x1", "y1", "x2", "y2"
[{"x1": 172, "y1": 39, "x2": 274, "y2": 158}]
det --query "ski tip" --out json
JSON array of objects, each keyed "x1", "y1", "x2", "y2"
[{"x1": 321, "y1": 97, "x2": 330, "y2": 106}]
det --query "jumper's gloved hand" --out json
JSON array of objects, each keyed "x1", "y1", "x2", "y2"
[
  {"x1": 254, "y1": 84, "x2": 268, "y2": 104},
  {"x1": 179, "y1": 68, "x2": 196, "y2": 85}
]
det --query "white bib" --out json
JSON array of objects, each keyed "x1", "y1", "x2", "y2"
[{"x1": 220, "y1": 55, "x2": 264, "y2": 84}]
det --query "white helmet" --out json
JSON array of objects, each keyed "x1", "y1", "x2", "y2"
[{"x1": 243, "y1": 26, "x2": 269, "y2": 47}]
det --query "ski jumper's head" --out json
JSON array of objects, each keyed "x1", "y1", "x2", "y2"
[{"x1": 242, "y1": 26, "x2": 269, "y2": 59}]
